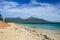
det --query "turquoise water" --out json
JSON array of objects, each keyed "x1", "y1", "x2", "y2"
[
  {"x1": 15, "y1": 22, "x2": 60, "y2": 33},
  {"x1": 23, "y1": 24, "x2": 60, "y2": 32}
]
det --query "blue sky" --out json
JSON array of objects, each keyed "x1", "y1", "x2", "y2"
[{"x1": 0, "y1": 0, "x2": 60, "y2": 22}]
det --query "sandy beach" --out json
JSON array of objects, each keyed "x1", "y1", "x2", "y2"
[{"x1": 0, "y1": 23, "x2": 60, "y2": 40}]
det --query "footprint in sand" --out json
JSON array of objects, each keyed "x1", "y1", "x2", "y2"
[
  {"x1": 14, "y1": 28, "x2": 18, "y2": 30},
  {"x1": 0, "y1": 32, "x2": 4, "y2": 33},
  {"x1": 43, "y1": 35, "x2": 55, "y2": 40}
]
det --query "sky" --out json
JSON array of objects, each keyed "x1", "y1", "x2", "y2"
[{"x1": 0, "y1": 0, "x2": 60, "y2": 22}]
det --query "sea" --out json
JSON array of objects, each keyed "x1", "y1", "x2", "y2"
[{"x1": 15, "y1": 22, "x2": 60, "y2": 34}]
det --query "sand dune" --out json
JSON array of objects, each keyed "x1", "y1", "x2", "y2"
[{"x1": 0, "y1": 23, "x2": 60, "y2": 40}]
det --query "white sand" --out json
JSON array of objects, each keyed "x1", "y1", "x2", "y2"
[{"x1": 0, "y1": 23, "x2": 60, "y2": 40}]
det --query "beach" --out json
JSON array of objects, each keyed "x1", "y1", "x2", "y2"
[{"x1": 0, "y1": 23, "x2": 60, "y2": 40}]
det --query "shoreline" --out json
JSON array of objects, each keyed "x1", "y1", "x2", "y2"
[
  {"x1": 0, "y1": 23, "x2": 60, "y2": 40},
  {"x1": 9, "y1": 23, "x2": 60, "y2": 35},
  {"x1": 15, "y1": 23, "x2": 60, "y2": 34}
]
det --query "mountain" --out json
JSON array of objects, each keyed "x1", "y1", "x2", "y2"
[{"x1": 6, "y1": 17, "x2": 60, "y2": 24}]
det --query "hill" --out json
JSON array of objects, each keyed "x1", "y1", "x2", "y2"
[{"x1": 6, "y1": 17, "x2": 60, "y2": 24}]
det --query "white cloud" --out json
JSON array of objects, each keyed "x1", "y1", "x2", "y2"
[
  {"x1": 0, "y1": 1, "x2": 19, "y2": 9},
  {"x1": 29, "y1": 0, "x2": 39, "y2": 5},
  {"x1": 0, "y1": 1, "x2": 60, "y2": 22}
]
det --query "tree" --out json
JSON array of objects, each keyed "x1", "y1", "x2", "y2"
[{"x1": 0, "y1": 11, "x2": 5, "y2": 23}]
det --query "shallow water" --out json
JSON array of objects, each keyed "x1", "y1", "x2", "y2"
[{"x1": 15, "y1": 22, "x2": 60, "y2": 33}]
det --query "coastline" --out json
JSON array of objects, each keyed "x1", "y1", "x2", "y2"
[
  {"x1": 0, "y1": 23, "x2": 60, "y2": 40},
  {"x1": 17, "y1": 23, "x2": 60, "y2": 34}
]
